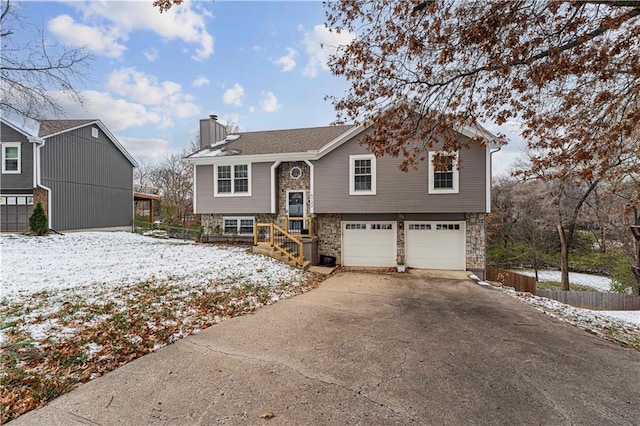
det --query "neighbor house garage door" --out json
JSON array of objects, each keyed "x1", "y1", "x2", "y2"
[
  {"x1": 342, "y1": 221, "x2": 397, "y2": 267},
  {"x1": 0, "y1": 195, "x2": 34, "y2": 233},
  {"x1": 405, "y1": 221, "x2": 465, "y2": 270}
]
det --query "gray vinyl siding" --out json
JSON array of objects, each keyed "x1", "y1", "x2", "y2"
[
  {"x1": 314, "y1": 130, "x2": 487, "y2": 214},
  {"x1": 195, "y1": 163, "x2": 271, "y2": 214},
  {"x1": 1, "y1": 123, "x2": 34, "y2": 191},
  {"x1": 41, "y1": 125, "x2": 134, "y2": 231}
]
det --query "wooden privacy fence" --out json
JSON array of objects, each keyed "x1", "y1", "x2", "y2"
[
  {"x1": 486, "y1": 266, "x2": 537, "y2": 294},
  {"x1": 537, "y1": 290, "x2": 640, "y2": 311}
]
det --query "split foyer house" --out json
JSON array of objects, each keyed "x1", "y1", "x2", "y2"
[
  {"x1": 186, "y1": 115, "x2": 501, "y2": 279},
  {"x1": 1, "y1": 117, "x2": 138, "y2": 232}
]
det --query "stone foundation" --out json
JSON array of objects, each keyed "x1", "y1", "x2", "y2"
[
  {"x1": 33, "y1": 187, "x2": 49, "y2": 217},
  {"x1": 201, "y1": 213, "x2": 277, "y2": 235},
  {"x1": 465, "y1": 212, "x2": 486, "y2": 271},
  {"x1": 316, "y1": 213, "x2": 342, "y2": 264}
]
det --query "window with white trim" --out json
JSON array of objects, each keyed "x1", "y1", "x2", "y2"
[
  {"x1": 215, "y1": 164, "x2": 251, "y2": 196},
  {"x1": 349, "y1": 154, "x2": 376, "y2": 195},
  {"x1": 2, "y1": 142, "x2": 21, "y2": 174},
  {"x1": 428, "y1": 151, "x2": 459, "y2": 194},
  {"x1": 223, "y1": 216, "x2": 254, "y2": 235}
]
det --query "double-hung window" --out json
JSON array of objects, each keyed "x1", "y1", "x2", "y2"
[
  {"x1": 349, "y1": 154, "x2": 376, "y2": 195},
  {"x1": 2, "y1": 143, "x2": 21, "y2": 174},
  {"x1": 215, "y1": 164, "x2": 251, "y2": 196},
  {"x1": 223, "y1": 217, "x2": 254, "y2": 235},
  {"x1": 428, "y1": 151, "x2": 459, "y2": 194}
]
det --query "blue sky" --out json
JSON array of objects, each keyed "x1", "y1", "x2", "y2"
[{"x1": 15, "y1": 0, "x2": 524, "y2": 174}]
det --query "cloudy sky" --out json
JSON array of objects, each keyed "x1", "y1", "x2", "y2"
[{"x1": 13, "y1": 0, "x2": 524, "y2": 174}]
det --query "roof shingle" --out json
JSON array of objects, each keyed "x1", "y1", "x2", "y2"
[
  {"x1": 38, "y1": 120, "x2": 97, "y2": 137},
  {"x1": 196, "y1": 125, "x2": 355, "y2": 157}
]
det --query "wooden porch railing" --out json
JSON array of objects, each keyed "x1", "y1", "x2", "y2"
[
  {"x1": 284, "y1": 217, "x2": 317, "y2": 237},
  {"x1": 254, "y1": 223, "x2": 304, "y2": 266}
]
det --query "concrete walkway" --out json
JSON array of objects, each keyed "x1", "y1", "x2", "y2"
[{"x1": 11, "y1": 271, "x2": 640, "y2": 425}]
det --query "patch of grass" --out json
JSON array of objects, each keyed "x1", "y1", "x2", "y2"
[{"x1": 1, "y1": 272, "x2": 325, "y2": 423}]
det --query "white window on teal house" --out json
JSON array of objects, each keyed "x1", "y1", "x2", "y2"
[{"x1": 2, "y1": 142, "x2": 21, "y2": 174}]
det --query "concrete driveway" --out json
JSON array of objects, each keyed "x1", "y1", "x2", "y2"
[{"x1": 12, "y1": 271, "x2": 640, "y2": 425}]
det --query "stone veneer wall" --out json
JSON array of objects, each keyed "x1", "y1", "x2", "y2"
[
  {"x1": 202, "y1": 213, "x2": 277, "y2": 235},
  {"x1": 316, "y1": 213, "x2": 342, "y2": 263},
  {"x1": 465, "y1": 212, "x2": 486, "y2": 270},
  {"x1": 396, "y1": 214, "x2": 405, "y2": 263},
  {"x1": 33, "y1": 187, "x2": 48, "y2": 217},
  {"x1": 277, "y1": 161, "x2": 311, "y2": 227}
]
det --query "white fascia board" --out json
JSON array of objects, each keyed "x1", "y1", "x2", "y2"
[
  {"x1": 317, "y1": 123, "x2": 369, "y2": 157},
  {"x1": 185, "y1": 151, "x2": 318, "y2": 166}
]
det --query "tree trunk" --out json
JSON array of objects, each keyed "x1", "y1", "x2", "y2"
[{"x1": 557, "y1": 224, "x2": 570, "y2": 291}]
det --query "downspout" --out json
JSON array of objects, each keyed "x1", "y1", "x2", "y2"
[
  {"x1": 192, "y1": 164, "x2": 197, "y2": 214},
  {"x1": 488, "y1": 146, "x2": 502, "y2": 213},
  {"x1": 270, "y1": 161, "x2": 282, "y2": 214},
  {"x1": 34, "y1": 138, "x2": 53, "y2": 229},
  {"x1": 304, "y1": 160, "x2": 314, "y2": 215}
]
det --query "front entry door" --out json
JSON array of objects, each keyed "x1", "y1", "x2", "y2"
[{"x1": 287, "y1": 190, "x2": 305, "y2": 233}]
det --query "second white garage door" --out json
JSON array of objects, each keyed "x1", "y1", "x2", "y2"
[
  {"x1": 405, "y1": 221, "x2": 466, "y2": 270},
  {"x1": 342, "y1": 221, "x2": 397, "y2": 267}
]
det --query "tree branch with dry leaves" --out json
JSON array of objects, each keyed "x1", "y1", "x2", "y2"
[
  {"x1": 0, "y1": 0, "x2": 92, "y2": 121},
  {"x1": 324, "y1": 0, "x2": 639, "y2": 181}
]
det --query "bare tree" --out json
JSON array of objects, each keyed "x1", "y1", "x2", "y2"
[
  {"x1": 0, "y1": 0, "x2": 92, "y2": 121},
  {"x1": 152, "y1": 150, "x2": 194, "y2": 227}
]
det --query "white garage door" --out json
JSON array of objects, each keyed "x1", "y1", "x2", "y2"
[
  {"x1": 405, "y1": 221, "x2": 465, "y2": 270},
  {"x1": 342, "y1": 221, "x2": 397, "y2": 267}
]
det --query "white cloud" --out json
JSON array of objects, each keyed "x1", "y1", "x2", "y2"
[
  {"x1": 218, "y1": 113, "x2": 241, "y2": 130},
  {"x1": 106, "y1": 67, "x2": 200, "y2": 118},
  {"x1": 143, "y1": 48, "x2": 159, "y2": 62},
  {"x1": 303, "y1": 24, "x2": 355, "y2": 78},
  {"x1": 223, "y1": 84, "x2": 245, "y2": 107},
  {"x1": 118, "y1": 136, "x2": 172, "y2": 160},
  {"x1": 48, "y1": 14, "x2": 126, "y2": 58},
  {"x1": 249, "y1": 106, "x2": 256, "y2": 113},
  {"x1": 61, "y1": 0, "x2": 214, "y2": 61},
  {"x1": 50, "y1": 90, "x2": 163, "y2": 132},
  {"x1": 261, "y1": 91, "x2": 280, "y2": 113},
  {"x1": 192, "y1": 76, "x2": 210, "y2": 88},
  {"x1": 274, "y1": 48, "x2": 297, "y2": 72}
]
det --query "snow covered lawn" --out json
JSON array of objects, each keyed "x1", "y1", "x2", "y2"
[
  {"x1": 514, "y1": 269, "x2": 612, "y2": 292},
  {"x1": 501, "y1": 288, "x2": 640, "y2": 351},
  {"x1": 0, "y1": 232, "x2": 321, "y2": 422}
]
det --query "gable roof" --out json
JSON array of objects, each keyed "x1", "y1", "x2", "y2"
[
  {"x1": 186, "y1": 119, "x2": 500, "y2": 165},
  {"x1": 38, "y1": 119, "x2": 98, "y2": 138},
  {"x1": 38, "y1": 119, "x2": 138, "y2": 167},
  {"x1": 0, "y1": 116, "x2": 43, "y2": 142},
  {"x1": 192, "y1": 125, "x2": 356, "y2": 158}
]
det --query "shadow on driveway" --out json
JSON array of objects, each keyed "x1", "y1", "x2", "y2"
[{"x1": 12, "y1": 270, "x2": 640, "y2": 425}]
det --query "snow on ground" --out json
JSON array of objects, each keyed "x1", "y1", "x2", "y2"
[
  {"x1": 515, "y1": 269, "x2": 612, "y2": 292},
  {"x1": 0, "y1": 232, "x2": 311, "y2": 346},
  {"x1": 1, "y1": 232, "x2": 304, "y2": 297},
  {"x1": 501, "y1": 287, "x2": 640, "y2": 350}
]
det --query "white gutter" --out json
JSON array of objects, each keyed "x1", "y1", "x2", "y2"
[
  {"x1": 304, "y1": 160, "x2": 314, "y2": 215},
  {"x1": 270, "y1": 161, "x2": 282, "y2": 214},
  {"x1": 35, "y1": 138, "x2": 52, "y2": 229}
]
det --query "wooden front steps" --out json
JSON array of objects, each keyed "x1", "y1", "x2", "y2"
[{"x1": 252, "y1": 245, "x2": 311, "y2": 271}]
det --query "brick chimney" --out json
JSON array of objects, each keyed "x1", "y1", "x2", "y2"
[{"x1": 199, "y1": 114, "x2": 228, "y2": 149}]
